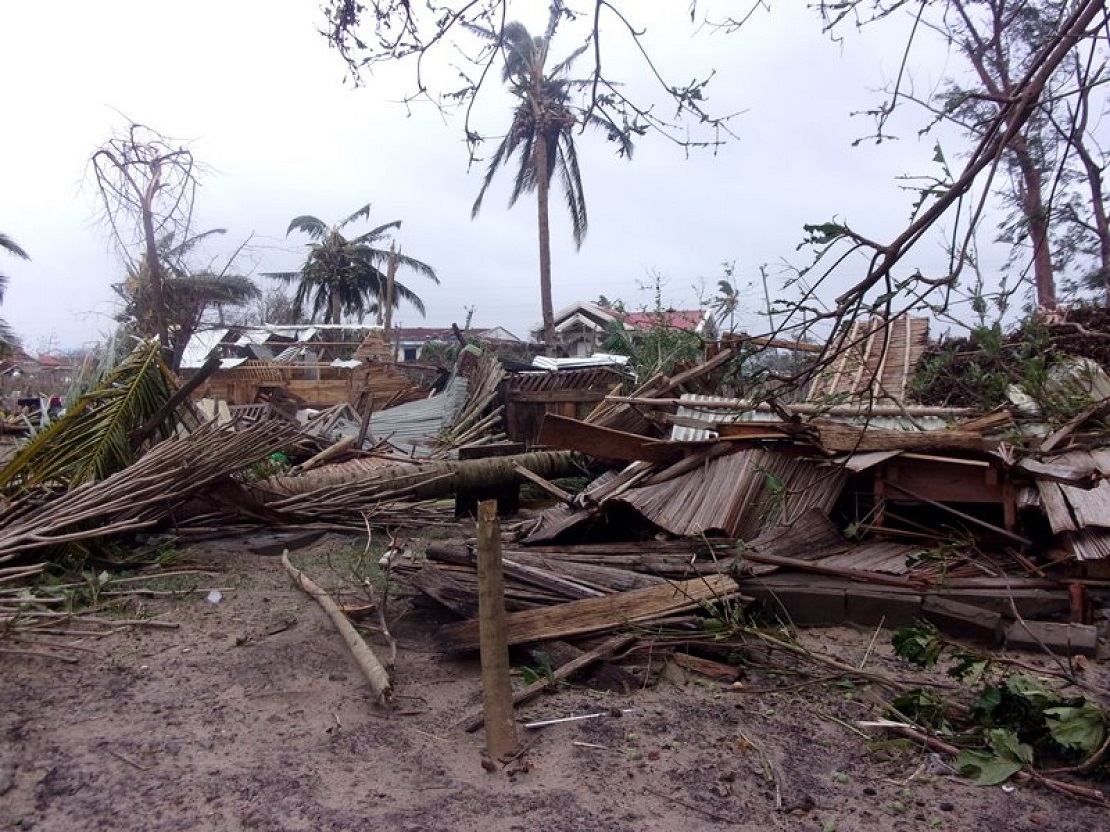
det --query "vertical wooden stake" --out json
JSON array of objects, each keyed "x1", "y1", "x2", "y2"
[{"x1": 476, "y1": 499, "x2": 519, "y2": 759}]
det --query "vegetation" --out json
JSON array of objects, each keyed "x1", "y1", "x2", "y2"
[
  {"x1": 911, "y1": 304, "x2": 1110, "y2": 421},
  {"x1": 891, "y1": 623, "x2": 1108, "y2": 786},
  {"x1": 91, "y1": 123, "x2": 201, "y2": 356},
  {"x1": 0, "y1": 338, "x2": 192, "y2": 495},
  {"x1": 0, "y1": 231, "x2": 28, "y2": 355},
  {"x1": 470, "y1": 11, "x2": 632, "y2": 356},
  {"x1": 265, "y1": 203, "x2": 438, "y2": 325},
  {"x1": 114, "y1": 229, "x2": 259, "y2": 371}
]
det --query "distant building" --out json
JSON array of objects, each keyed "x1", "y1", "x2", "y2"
[
  {"x1": 533, "y1": 301, "x2": 708, "y2": 357},
  {"x1": 389, "y1": 326, "x2": 525, "y2": 362}
]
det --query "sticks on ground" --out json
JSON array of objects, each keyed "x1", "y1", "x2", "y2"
[{"x1": 281, "y1": 551, "x2": 393, "y2": 706}]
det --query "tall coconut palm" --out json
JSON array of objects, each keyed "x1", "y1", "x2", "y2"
[
  {"x1": 471, "y1": 12, "x2": 633, "y2": 355},
  {"x1": 265, "y1": 204, "x2": 438, "y2": 325},
  {"x1": 0, "y1": 232, "x2": 29, "y2": 355}
]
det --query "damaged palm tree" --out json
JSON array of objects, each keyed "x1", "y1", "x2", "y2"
[{"x1": 0, "y1": 338, "x2": 202, "y2": 495}]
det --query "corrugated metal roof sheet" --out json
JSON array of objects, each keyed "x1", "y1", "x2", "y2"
[
  {"x1": 326, "y1": 377, "x2": 470, "y2": 456},
  {"x1": 671, "y1": 394, "x2": 951, "y2": 443},
  {"x1": 613, "y1": 448, "x2": 846, "y2": 539}
]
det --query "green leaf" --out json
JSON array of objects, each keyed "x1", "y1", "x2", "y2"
[
  {"x1": 1005, "y1": 674, "x2": 1054, "y2": 710},
  {"x1": 955, "y1": 750, "x2": 1023, "y2": 786},
  {"x1": 1044, "y1": 704, "x2": 1106, "y2": 753},
  {"x1": 892, "y1": 624, "x2": 944, "y2": 668},
  {"x1": 987, "y1": 729, "x2": 1033, "y2": 765},
  {"x1": 949, "y1": 649, "x2": 989, "y2": 685},
  {"x1": 802, "y1": 222, "x2": 849, "y2": 245}
]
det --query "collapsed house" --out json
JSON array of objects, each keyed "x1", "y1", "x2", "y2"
[{"x1": 3, "y1": 313, "x2": 1109, "y2": 670}]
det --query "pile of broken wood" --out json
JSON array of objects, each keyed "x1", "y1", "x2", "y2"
[{"x1": 391, "y1": 345, "x2": 1109, "y2": 663}]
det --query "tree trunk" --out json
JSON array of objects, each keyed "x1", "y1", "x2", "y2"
[
  {"x1": 329, "y1": 290, "x2": 342, "y2": 325},
  {"x1": 535, "y1": 134, "x2": 556, "y2": 357},
  {"x1": 260, "y1": 450, "x2": 584, "y2": 499},
  {"x1": 1013, "y1": 137, "x2": 1056, "y2": 310},
  {"x1": 383, "y1": 245, "x2": 398, "y2": 335},
  {"x1": 140, "y1": 170, "x2": 169, "y2": 353}
]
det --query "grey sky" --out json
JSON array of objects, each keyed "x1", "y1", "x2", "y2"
[{"x1": 1, "y1": 1, "x2": 981, "y2": 353}]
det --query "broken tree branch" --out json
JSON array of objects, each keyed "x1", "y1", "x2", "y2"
[{"x1": 281, "y1": 550, "x2": 393, "y2": 705}]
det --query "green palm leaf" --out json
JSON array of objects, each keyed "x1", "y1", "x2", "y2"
[{"x1": 0, "y1": 339, "x2": 191, "y2": 494}]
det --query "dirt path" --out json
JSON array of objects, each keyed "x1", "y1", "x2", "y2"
[{"x1": 2, "y1": 536, "x2": 1106, "y2": 831}]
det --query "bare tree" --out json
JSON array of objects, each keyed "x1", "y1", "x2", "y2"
[
  {"x1": 91, "y1": 123, "x2": 199, "y2": 351},
  {"x1": 816, "y1": 0, "x2": 1110, "y2": 313}
]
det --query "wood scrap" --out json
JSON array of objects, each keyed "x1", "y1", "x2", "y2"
[
  {"x1": 281, "y1": 551, "x2": 393, "y2": 706},
  {"x1": 297, "y1": 435, "x2": 357, "y2": 472},
  {"x1": 460, "y1": 634, "x2": 636, "y2": 732},
  {"x1": 538, "y1": 412, "x2": 697, "y2": 464},
  {"x1": 437, "y1": 574, "x2": 742, "y2": 651},
  {"x1": 671, "y1": 652, "x2": 742, "y2": 682}
]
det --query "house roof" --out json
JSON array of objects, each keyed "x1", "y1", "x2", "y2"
[
  {"x1": 35, "y1": 353, "x2": 70, "y2": 369},
  {"x1": 622, "y1": 310, "x2": 706, "y2": 332},
  {"x1": 542, "y1": 302, "x2": 707, "y2": 338},
  {"x1": 806, "y1": 315, "x2": 930, "y2": 404},
  {"x1": 392, "y1": 327, "x2": 454, "y2": 343}
]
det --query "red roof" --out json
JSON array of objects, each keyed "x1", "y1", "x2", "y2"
[
  {"x1": 621, "y1": 310, "x2": 704, "y2": 331},
  {"x1": 35, "y1": 353, "x2": 69, "y2": 369}
]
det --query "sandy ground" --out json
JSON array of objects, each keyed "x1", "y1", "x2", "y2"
[{"x1": 2, "y1": 533, "x2": 1107, "y2": 831}]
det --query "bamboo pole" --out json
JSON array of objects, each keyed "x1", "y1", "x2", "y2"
[
  {"x1": 476, "y1": 500, "x2": 519, "y2": 758},
  {"x1": 281, "y1": 551, "x2": 393, "y2": 706}
]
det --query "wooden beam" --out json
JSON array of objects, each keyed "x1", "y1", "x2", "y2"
[
  {"x1": 537, "y1": 412, "x2": 696, "y2": 463},
  {"x1": 438, "y1": 574, "x2": 741, "y2": 651}
]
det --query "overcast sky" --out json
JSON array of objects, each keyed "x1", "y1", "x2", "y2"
[{"x1": 0, "y1": 1, "x2": 983, "y2": 353}]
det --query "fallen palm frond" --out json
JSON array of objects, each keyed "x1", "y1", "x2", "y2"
[
  {"x1": 0, "y1": 420, "x2": 304, "y2": 569},
  {"x1": 433, "y1": 347, "x2": 506, "y2": 453},
  {"x1": 0, "y1": 338, "x2": 198, "y2": 495}
]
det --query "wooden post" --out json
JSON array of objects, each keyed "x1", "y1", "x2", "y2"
[{"x1": 476, "y1": 499, "x2": 519, "y2": 759}]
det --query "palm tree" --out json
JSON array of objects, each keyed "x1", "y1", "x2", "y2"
[
  {"x1": 471, "y1": 12, "x2": 633, "y2": 355},
  {"x1": 114, "y1": 229, "x2": 260, "y2": 371},
  {"x1": 0, "y1": 232, "x2": 28, "y2": 355},
  {"x1": 265, "y1": 204, "x2": 438, "y2": 325}
]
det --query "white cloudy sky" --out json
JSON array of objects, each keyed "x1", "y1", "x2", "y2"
[{"x1": 0, "y1": 1, "x2": 983, "y2": 353}]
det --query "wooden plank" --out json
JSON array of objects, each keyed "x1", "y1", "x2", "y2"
[
  {"x1": 509, "y1": 389, "x2": 610, "y2": 403},
  {"x1": 671, "y1": 652, "x2": 741, "y2": 682},
  {"x1": 437, "y1": 575, "x2": 741, "y2": 651},
  {"x1": 1037, "y1": 480, "x2": 1079, "y2": 533},
  {"x1": 537, "y1": 412, "x2": 695, "y2": 463},
  {"x1": 806, "y1": 420, "x2": 990, "y2": 454},
  {"x1": 1059, "y1": 480, "x2": 1110, "y2": 528},
  {"x1": 879, "y1": 456, "x2": 1004, "y2": 503},
  {"x1": 883, "y1": 481, "x2": 1032, "y2": 545}
]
